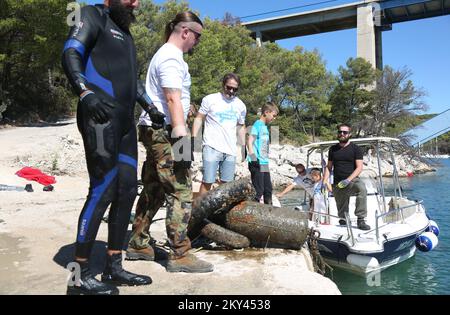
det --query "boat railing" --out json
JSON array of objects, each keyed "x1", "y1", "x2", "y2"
[
  {"x1": 307, "y1": 199, "x2": 424, "y2": 245},
  {"x1": 307, "y1": 210, "x2": 356, "y2": 246},
  {"x1": 376, "y1": 199, "x2": 423, "y2": 220},
  {"x1": 371, "y1": 199, "x2": 424, "y2": 244},
  {"x1": 345, "y1": 212, "x2": 355, "y2": 246}
]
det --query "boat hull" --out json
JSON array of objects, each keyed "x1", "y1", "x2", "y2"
[{"x1": 317, "y1": 232, "x2": 423, "y2": 275}]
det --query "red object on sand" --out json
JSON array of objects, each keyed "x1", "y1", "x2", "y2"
[
  {"x1": 15, "y1": 167, "x2": 56, "y2": 186},
  {"x1": 407, "y1": 171, "x2": 414, "y2": 177}
]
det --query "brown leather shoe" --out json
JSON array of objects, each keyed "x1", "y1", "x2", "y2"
[
  {"x1": 166, "y1": 253, "x2": 214, "y2": 273},
  {"x1": 125, "y1": 247, "x2": 155, "y2": 261}
]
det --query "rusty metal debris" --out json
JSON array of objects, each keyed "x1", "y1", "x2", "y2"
[
  {"x1": 224, "y1": 201, "x2": 309, "y2": 249},
  {"x1": 188, "y1": 178, "x2": 255, "y2": 239},
  {"x1": 201, "y1": 220, "x2": 250, "y2": 249},
  {"x1": 190, "y1": 178, "x2": 309, "y2": 250}
]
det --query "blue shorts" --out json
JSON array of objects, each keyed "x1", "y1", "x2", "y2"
[{"x1": 202, "y1": 145, "x2": 236, "y2": 184}]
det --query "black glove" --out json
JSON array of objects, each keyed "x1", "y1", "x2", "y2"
[
  {"x1": 145, "y1": 104, "x2": 166, "y2": 130},
  {"x1": 80, "y1": 92, "x2": 114, "y2": 124},
  {"x1": 172, "y1": 135, "x2": 194, "y2": 169}
]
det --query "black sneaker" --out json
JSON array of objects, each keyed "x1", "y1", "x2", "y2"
[
  {"x1": 357, "y1": 219, "x2": 371, "y2": 231},
  {"x1": 339, "y1": 219, "x2": 346, "y2": 226}
]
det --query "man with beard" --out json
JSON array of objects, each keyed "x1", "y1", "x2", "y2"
[
  {"x1": 192, "y1": 73, "x2": 247, "y2": 196},
  {"x1": 62, "y1": 0, "x2": 162, "y2": 295},
  {"x1": 323, "y1": 124, "x2": 370, "y2": 231},
  {"x1": 126, "y1": 12, "x2": 213, "y2": 273}
]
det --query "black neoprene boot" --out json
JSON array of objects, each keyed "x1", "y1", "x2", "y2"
[
  {"x1": 66, "y1": 261, "x2": 119, "y2": 295},
  {"x1": 101, "y1": 253, "x2": 152, "y2": 286}
]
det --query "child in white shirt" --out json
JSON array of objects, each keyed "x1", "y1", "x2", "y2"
[{"x1": 310, "y1": 169, "x2": 332, "y2": 224}]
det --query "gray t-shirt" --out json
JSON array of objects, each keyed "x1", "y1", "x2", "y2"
[{"x1": 293, "y1": 169, "x2": 315, "y2": 197}]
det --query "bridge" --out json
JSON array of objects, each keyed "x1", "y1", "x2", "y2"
[
  {"x1": 401, "y1": 108, "x2": 450, "y2": 148},
  {"x1": 242, "y1": 0, "x2": 450, "y2": 69}
]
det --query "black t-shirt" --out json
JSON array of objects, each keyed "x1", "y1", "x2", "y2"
[{"x1": 328, "y1": 142, "x2": 363, "y2": 183}]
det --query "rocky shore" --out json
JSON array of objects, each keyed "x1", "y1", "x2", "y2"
[{"x1": 192, "y1": 143, "x2": 435, "y2": 190}]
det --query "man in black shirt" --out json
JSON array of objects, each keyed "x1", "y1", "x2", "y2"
[{"x1": 323, "y1": 124, "x2": 370, "y2": 231}]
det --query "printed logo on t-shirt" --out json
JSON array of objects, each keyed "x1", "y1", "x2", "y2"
[
  {"x1": 260, "y1": 134, "x2": 270, "y2": 160},
  {"x1": 303, "y1": 177, "x2": 314, "y2": 186},
  {"x1": 216, "y1": 108, "x2": 239, "y2": 123},
  {"x1": 313, "y1": 183, "x2": 322, "y2": 195}
]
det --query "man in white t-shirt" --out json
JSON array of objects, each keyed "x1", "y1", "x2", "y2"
[
  {"x1": 127, "y1": 12, "x2": 213, "y2": 273},
  {"x1": 276, "y1": 163, "x2": 315, "y2": 198},
  {"x1": 192, "y1": 73, "x2": 247, "y2": 195}
]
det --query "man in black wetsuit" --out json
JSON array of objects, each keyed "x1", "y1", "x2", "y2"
[{"x1": 62, "y1": 0, "x2": 164, "y2": 295}]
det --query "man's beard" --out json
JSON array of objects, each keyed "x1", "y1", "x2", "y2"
[
  {"x1": 187, "y1": 47, "x2": 195, "y2": 56},
  {"x1": 338, "y1": 136, "x2": 350, "y2": 143},
  {"x1": 224, "y1": 91, "x2": 236, "y2": 99},
  {"x1": 109, "y1": 0, "x2": 136, "y2": 31}
]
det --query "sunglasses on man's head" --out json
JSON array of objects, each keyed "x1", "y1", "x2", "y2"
[
  {"x1": 225, "y1": 85, "x2": 239, "y2": 92},
  {"x1": 338, "y1": 130, "x2": 350, "y2": 135}
]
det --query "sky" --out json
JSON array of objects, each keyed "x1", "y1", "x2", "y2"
[{"x1": 84, "y1": 0, "x2": 450, "y2": 114}]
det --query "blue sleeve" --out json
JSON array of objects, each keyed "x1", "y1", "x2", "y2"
[
  {"x1": 62, "y1": 5, "x2": 101, "y2": 96},
  {"x1": 251, "y1": 121, "x2": 260, "y2": 136}
]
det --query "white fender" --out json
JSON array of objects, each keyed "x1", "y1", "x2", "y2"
[{"x1": 346, "y1": 254, "x2": 380, "y2": 269}]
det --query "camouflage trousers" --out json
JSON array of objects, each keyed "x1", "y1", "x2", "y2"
[{"x1": 128, "y1": 125, "x2": 193, "y2": 257}]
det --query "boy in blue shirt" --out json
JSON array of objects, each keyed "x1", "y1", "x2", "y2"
[{"x1": 247, "y1": 102, "x2": 279, "y2": 205}]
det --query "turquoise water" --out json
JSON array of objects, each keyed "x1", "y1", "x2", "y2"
[{"x1": 282, "y1": 159, "x2": 450, "y2": 295}]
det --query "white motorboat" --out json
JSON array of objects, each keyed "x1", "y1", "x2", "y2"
[{"x1": 297, "y1": 137, "x2": 439, "y2": 276}]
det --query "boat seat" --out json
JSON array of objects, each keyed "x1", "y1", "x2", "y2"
[{"x1": 384, "y1": 197, "x2": 417, "y2": 223}]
